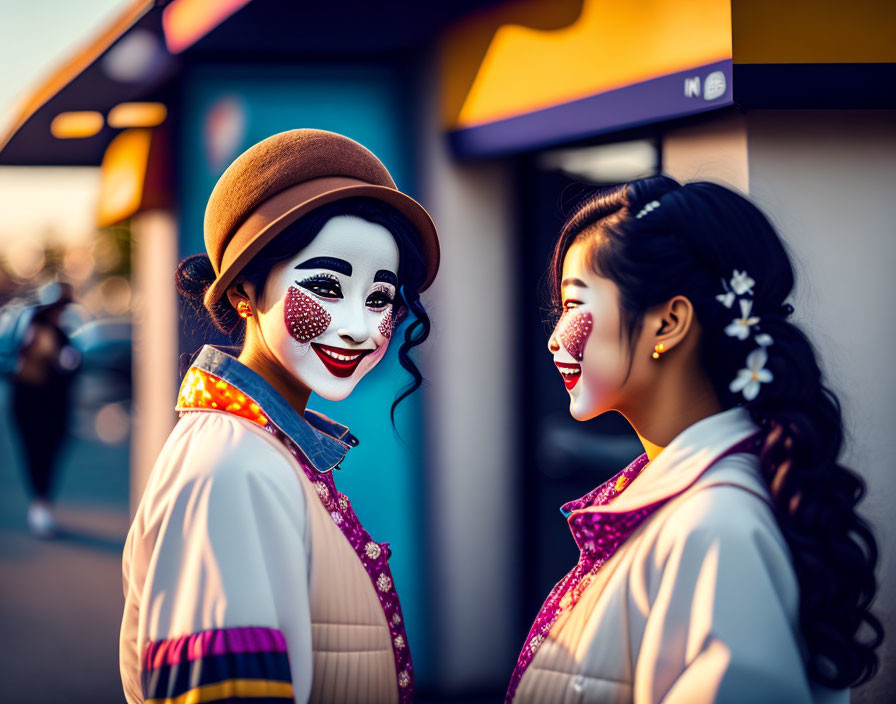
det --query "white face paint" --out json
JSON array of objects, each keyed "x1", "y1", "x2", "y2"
[
  {"x1": 254, "y1": 215, "x2": 399, "y2": 401},
  {"x1": 547, "y1": 240, "x2": 631, "y2": 421}
]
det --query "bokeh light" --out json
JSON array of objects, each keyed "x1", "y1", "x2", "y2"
[
  {"x1": 62, "y1": 245, "x2": 96, "y2": 281},
  {"x1": 95, "y1": 402, "x2": 130, "y2": 445},
  {"x1": 98, "y1": 275, "x2": 131, "y2": 315},
  {"x1": 5, "y1": 240, "x2": 46, "y2": 279}
]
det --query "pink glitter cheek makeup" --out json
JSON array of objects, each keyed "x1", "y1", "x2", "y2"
[
  {"x1": 378, "y1": 308, "x2": 394, "y2": 340},
  {"x1": 284, "y1": 286, "x2": 331, "y2": 343},
  {"x1": 559, "y1": 310, "x2": 594, "y2": 362}
]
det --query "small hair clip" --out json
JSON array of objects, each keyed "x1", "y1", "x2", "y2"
[
  {"x1": 635, "y1": 200, "x2": 661, "y2": 219},
  {"x1": 778, "y1": 302, "x2": 795, "y2": 318}
]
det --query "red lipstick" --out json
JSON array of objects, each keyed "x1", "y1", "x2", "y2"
[
  {"x1": 311, "y1": 343, "x2": 372, "y2": 378},
  {"x1": 555, "y1": 361, "x2": 582, "y2": 390}
]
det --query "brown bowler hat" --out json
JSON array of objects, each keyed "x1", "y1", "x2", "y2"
[{"x1": 203, "y1": 129, "x2": 439, "y2": 308}]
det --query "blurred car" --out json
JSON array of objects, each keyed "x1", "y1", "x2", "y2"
[{"x1": 69, "y1": 316, "x2": 132, "y2": 407}]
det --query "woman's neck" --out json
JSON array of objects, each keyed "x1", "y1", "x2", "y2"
[
  {"x1": 623, "y1": 367, "x2": 722, "y2": 463},
  {"x1": 238, "y1": 334, "x2": 311, "y2": 416}
]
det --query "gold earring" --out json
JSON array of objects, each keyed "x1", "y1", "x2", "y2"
[
  {"x1": 651, "y1": 342, "x2": 666, "y2": 359},
  {"x1": 237, "y1": 300, "x2": 252, "y2": 318}
]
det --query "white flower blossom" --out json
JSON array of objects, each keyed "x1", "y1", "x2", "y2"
[
  {"x1": 730, "y1": 347, "x2": 774, "y2": 401},
  {"x1": 715, "y1": 291, "x2": 736, "y2": 308},
  {"x1": 730, "y1": 270, "x2": 755, "y2": 295},
  {"x1": 724, "y1": 298, "x2": 760, "y2": 340},
  {"x1": 755, "y1": 333, "x2": 774, "y2": 347}
]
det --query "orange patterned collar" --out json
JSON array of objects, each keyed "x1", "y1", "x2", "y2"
[{"x1": 176, "y1": 367, "x2": 270, "y2": 427}]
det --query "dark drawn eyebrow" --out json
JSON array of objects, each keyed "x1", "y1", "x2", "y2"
[
  {"x1": 295, "y1": 257, "x2": 352, "y2": 276},
  {"x1": 561, "y1": 277, "x2": 588, "y2": 288},
  {"x1": 374, "y1": 270, "x2": 398, "y2": 286}
]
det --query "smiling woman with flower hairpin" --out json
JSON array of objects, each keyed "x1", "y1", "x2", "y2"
[{"x1": 507, "y1": 176, "x2": 882, "y2": 703}]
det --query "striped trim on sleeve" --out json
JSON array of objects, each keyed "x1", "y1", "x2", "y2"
[{"x1": 142, "y1": 627, "x2": 294, "y2": 703}]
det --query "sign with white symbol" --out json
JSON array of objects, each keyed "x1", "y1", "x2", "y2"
[
  {"x1": 684, "y1": 76, "x2": 701, "y2": 98},
  {"x1": 703, "y1": 71, "x2": 727, "y2": 100}
]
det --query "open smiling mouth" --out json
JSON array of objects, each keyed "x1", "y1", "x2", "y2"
[
  {"x1": 311, "y1": 343, "x2": 372, "y2": 378},
  {"x1": 555, "y1": 361, "x2": 582, "y2": 390}
]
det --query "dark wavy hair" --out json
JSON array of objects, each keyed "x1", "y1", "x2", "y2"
[
  {"x1": 175, "y1": 197, "x2": 431, "y2": 421},
  {"x1": 549, "y1": 175, "x2": 882, "y2": 689}
]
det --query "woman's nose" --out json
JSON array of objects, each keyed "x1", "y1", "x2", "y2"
[
  {"x1": 337, "y1": 304, "x2": 370, "y2": 345},
  {"x1": 547, "y1": 333, "x2": 560, "y2": 354},
  {"x1": 338, "y1": 324, "x2": 370, "y2": 345}
]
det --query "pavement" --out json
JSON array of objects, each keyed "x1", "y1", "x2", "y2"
[{"x1": 0, "y1": 379, "x2": 131, "y2": 704}]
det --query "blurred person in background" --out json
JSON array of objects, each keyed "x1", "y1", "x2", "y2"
[
  {"x1": 0, "y1": 281, "x2": 81, "y2": 537},
  {"x1": 119, "y1": 130, "x2": 439, "y2": 704},
  {"x1": 507, "y1": 177, "x2": 882, "y2": 703}
]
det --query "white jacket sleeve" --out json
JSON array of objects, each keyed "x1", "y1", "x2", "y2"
[
  {"x1": 634, "y1": 484, "x2": 814, "y2": 704},
  {"x1": 138, "y1": 418, "x2": 313, "y2": 703}
]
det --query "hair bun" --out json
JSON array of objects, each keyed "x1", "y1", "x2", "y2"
[
  {"x1": 175, "y1": 253, "x2": 241, "y2": 335},
  {"x1": 175, "y1": 253, "x2": 216, "y2": 304}
]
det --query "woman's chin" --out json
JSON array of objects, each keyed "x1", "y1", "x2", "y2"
[
  {"x1": 568, "y1": 393, "x2": 604, "y2": 421},
  {"x1": 308, "y1": 379, "x2": 357, "y2": 402},
  {"x1": 568, "y1": 400, "x2": 591, "y2": 421}
]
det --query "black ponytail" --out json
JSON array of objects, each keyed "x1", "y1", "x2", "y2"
[{"x1": 550, "y1": 176, "x2": 882, "y2": 688}]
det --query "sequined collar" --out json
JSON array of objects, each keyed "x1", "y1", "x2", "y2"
[
  {"x1": 175, "y1": 345, "x2": 357, "y2": 473},
  {"x1": 564, "y1": 406, "x2": 761, "y2": 519}
]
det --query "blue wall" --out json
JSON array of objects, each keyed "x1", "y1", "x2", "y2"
[{"x1": 176, "y1": 63, "x2": 431, "y2": 679}]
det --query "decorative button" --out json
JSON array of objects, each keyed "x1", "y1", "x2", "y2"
[
  {"x1": 376, "y1": 573, "x2": 392, "y2": 592},
  {"x1": 398, "y1": 670, "x2": 410, "y2": 688},
  {"x1": 365, "y1": 541, "x2": 382, "y2": 560},
  {"x1": 393, "y1": 634, "x2": 405, "y2": 649},
  {"x1": 529, "y1": 633, "x2": 545, "y2": 653}
]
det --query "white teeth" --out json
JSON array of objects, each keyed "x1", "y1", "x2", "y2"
[
  {"x1": 558, "y1": 366, "x2": 581, "y2": 376},
  {"x1": 322, "y1": 349, "x2": 362, "y2": 362}
]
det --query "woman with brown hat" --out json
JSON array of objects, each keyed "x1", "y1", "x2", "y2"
[{"x1": 119, "y1": 129, "x2": 439, "y2": 704}]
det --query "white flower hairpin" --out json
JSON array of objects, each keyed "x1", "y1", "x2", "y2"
[
  {"x1": 730, "y1": 270, "x2": 755, "y2": 295},
  {"x1": 730, "y1": 347, "x2": 774, "y2": 401},
  {"x1": 717, "y1": 269, "x2": 776, "y2": 401},
  {"x1": 724, "y1": 298, "x2": 760, "y2": 340}
]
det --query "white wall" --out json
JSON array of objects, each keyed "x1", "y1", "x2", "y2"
[
  {"x1": 746, "y1": 110, "x2": 896, "y2": 703},
  {"x1": 417, "y1": 51, "x2": 519, "y2": 692},
  {"x1": 662, "y1": 111, "x2": 749, "y2": 192}
]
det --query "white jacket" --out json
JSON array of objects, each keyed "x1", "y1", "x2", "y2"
[
  {"x1": 120, "y1": 348, "x2": 408, "y2": 703},
  {"x1": 513, "y1": 407, "x2": 846, "y2": 704}
]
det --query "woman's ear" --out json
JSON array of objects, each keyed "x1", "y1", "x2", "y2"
[
  {"x1": 225, "y1": 281, "x2": 254, "y2": 311},
  {"x1": 649, "y1": 295, "x2": 695, "y2": 352}
]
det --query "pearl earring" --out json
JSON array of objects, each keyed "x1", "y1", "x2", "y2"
[{"x1": 651, "y1": 342, "x2": 665, "y2": 359}]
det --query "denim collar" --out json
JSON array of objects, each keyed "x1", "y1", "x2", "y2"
[{"x1": 179, "y1": 345, "x2": 357, "y2": 473}]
